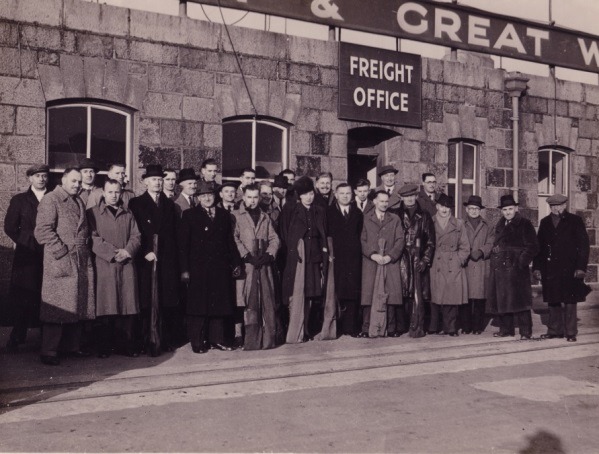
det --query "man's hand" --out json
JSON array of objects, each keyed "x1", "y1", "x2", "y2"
[
  {"x1": 181, "y1": 271, "x2": 190, "y2": 283},
  {"x1": 574, "y1": 269, "x2": 586, "y2": 279},
  {"x1": 144, "y1": 252, "x2": 157, "y2": 262},
  {"x1": 415, "y1": 260, "x2": 427, "y2": 272},
  {"x1": 370, "y1": 253, "x2": 384, "y2": 265},
  {"x1": 533, "y1": 270, "x2": 542, "y2": 281},
  {"x1": 470, "y1": 249, "x2": 484, "y2": 261},
  {"x1": 114, "y1": 249, "x2": 131, "y2": 263},
  {"x1": 382, "y1": 255, "x2": 392, "y2": 265}
]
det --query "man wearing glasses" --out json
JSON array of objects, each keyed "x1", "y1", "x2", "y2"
[{"x1": 417, "y1": 173, "x2": 439, "y2": 218}]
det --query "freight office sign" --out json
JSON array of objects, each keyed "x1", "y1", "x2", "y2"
[
  {"x1": 338, "y1": 43, "x2": 421, "y2": 127},
  {"x1": 192, "y1": 0, "x2": 599, "y2": 74}
]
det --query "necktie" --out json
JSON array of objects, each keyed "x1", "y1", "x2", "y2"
[
  {"x1": 430, "y1": 194, "x2": 435, "y2": 201},
  {"x1": 189, "y1": 197, "x2": 196, "y2": 208},
  {"x1": 343, "y1": 208, "x2": 349, "y2": 219},
  {"x1": 387, "y1": 189, "x2": 391, "y2": 195},
  {"x1": 360, "y1": 201, "x2": 365, "y2": 211},
  {"x1": 154, "y1": 193, "x2": 160, "y2": 206}
]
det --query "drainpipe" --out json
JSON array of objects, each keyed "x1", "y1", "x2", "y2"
[
  {"x1": 179, "y1": 0, "x2": 187, "y2": 17},
  {"x1": 504, "y1": 72, "x2": 529, "y2": 201}
]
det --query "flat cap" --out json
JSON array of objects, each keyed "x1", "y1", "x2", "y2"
[
  {"x1": 26, "y1": 164, "x2": 50, "y2": 176},
  {"x1": 378, "y1": 165, "x2": 398, "y2": 176},
  {"x1": 398, "y1": 183, "x2": 419, "y2": 197},
  {"x1": 546, "y1": 194, "x2": 568, "y2": 205},
  {"x1": 219, "y1": 181, "x2": 238, "y2": 191}
]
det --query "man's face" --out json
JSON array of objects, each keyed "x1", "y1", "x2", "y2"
[
  {"x1": 402, "y1": 194, "x2": 417, "y2": 207},
  {"x1": 199, "y1": 193, "x2": 215, "y2": 209},
  {"x1": 29, "y1": 172, "x2": 48, "y2": 190},
  {"x1": 381, "y1": 172, "x2": 396, "y2": 187},
  {"x1": 260, "y1": 185, "x2": 273, "y2": 205},
  {"x1": 144, "y1": 176, "x2": 163, "y2": 193},
  {"x1": 220, "y1": 186, "x2": 236, "y2": 203},
  {"x1": 436, "y1": 204, "x2": 451, "y2": 218},
  {"x1": 335, "y1": 186, "x2": 352, "y2": 206},
  {"x1": 201, "y1": 164, "x2": 218, "y2": 182},
  {"x1": 180, "y1": 179, "x2": 197, "y2": 196},
  {"x1": 273, "y1": 186, "x2": 287, "y2": 199},
  {"x1": 316, "y1": 177, "x2": 331, "y2": 195},
  {"x1": 374, "y1": 193, "x2": 389, "y2": 212},
  {"x1": 466, "y1": 205, "x2": 481, "y2": 219},
  {"x1": 501, "y1": 205, "x2": 517, "y2": 220},
  {"x1": 240, "y1": 171, "x2": 255, "y2": 187},
  {"x1": 80, "y1": 168, "x2": 95, "y2": 185},
  {"x1": 62, "y1": 170, "x2": 82, "y2": 196},
  {"x1": 283, "y1": 172, "x2": 295, "y2": 185},
  {"x1": 550, "y1": 202, "x2": 567, "y2": 216},
  {"x1": 299, "y1": 190, "x2": 315, "y2": 206},
  {"x1": 354, "y1": 185, "x2": 370, "y2": 202},
  {"x1": 163, "y1": 172, "x2": 176, "y2": 192},
  {"x1": 423, "y1": 175, "x2": 437, "y2": 194},
  {"x1": 108, "y1": 166, "x2": 126, "y2": 185},
  {"x1": 103, "y1": 182, "x2": 121, "y2": 207},
  {"x1": 243, "y1": 189, "x2": 260, "y2": 209}
]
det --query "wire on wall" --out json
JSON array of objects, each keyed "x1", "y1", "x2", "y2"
[{"x1": 217, "y1": 0, "x2": 259, "y2": 117}]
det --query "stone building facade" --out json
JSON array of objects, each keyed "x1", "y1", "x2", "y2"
[{"x1": 0, "y1": 0, "x2": 598, "y2": 297}]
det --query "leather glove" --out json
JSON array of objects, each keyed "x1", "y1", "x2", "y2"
[
  {"x1": 244, "y1": 254, "x2": 260, "y2": 267},
  {"x1": 470, "y1": 249, "x2": 484, "y2": 261},
  {"x1": 574, "y1": 269, "x2": 586, "y2": 279},
  {"x1": 255, "y1": 254, "x2": 273, "y2": 267},
  {"x1": 415, "y1": 260, "x2": 427, "y2": 273},
  {"x1": 532, "y1": 270, "x2": 542, "y2": 281}
]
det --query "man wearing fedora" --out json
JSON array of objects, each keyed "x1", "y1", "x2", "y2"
[
  {"x1": 533, "y1": 194, "x2": 590, "y2": 342},
  {"x1": 78, "y1": 158, "x2": 100, "y2": 206},
  {"x1": 460, "y1": 195, "x2": 494, "y2": 335},
  {"x1": 129, "y1": 164, "x2": 180, "y2": 356},
  {"x1": 487, "y1": 195, "x2": 539, "y2": 339},
  {"x1": 4, "y1": 164, "x2": 49, "y2": 352},
  {"x1": 375, "y1": 165, "x2": 402, "y2": 211},
  {"x1": 173, "y1": 168, "x2": 199, "y2": 217}
]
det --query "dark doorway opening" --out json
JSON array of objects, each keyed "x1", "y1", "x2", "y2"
[{"x1": 347, "y1": 126, "x2": 401, "y2": 187}]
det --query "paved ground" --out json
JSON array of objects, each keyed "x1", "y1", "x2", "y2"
[{"x1": 1, "y1": 300, "x2": 598, "y2": 453}]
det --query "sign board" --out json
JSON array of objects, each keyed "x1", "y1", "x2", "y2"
[
  {"x1": 191, "y1": 0, "x2": 599, "y2": 74},
  {"x1": 338, "y1": 42, "x2": 421, "y2": 127}
]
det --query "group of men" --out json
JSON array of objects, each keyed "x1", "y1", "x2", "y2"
[{"x1": 3, "y1": 159, "x2": 590, "y2": 365}]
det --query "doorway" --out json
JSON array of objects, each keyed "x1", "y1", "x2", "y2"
[{"x1": 347, "y1": 126, "x2": 401, "y2": 187}]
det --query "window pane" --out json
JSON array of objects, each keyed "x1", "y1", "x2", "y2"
[
  {"x1": 447, "y1": 183, "x2": 456, "y2": 204},
  {"x1": 48, "y1": 106, "x2": 87, "y2": 168},
  {"x1": 462, "y1": 143, "x2": 475, "y2": 180},
  {"x1": 90, "y1": 108, "x2": 127, "y2": 170},
  {"x1": 222, "y1": 122, "x2": 252, "y2": 178},
  {"x1": 461, "y1": 184, "x2": 474, "y2": 204},
  {"x1": 553, "y1": 152, "x2": 567, "y2": 194},
  {"x1": 448, "y1": 143, "x2": 457, "y2": 179},
  {"x1": 538, "y1": 150, "x2": 549, "y2": 194},
  {"x1": 255, "y1": 123, "x2": 283, "y2": 178}
]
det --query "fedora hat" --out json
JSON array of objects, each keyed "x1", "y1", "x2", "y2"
[
  {"x1": 177, "y1": 168, "x2": 199, "y2": 184},
  {"x1": 78, "y1": 158, "x2": 99, "y2": 172},
  {"x1": 197, "y1": 181, "x2": 215, "y2": 195},
  {"x1": 436, "y1": 193, "x2": 453, "y2": 208},
  {"x1": 141, "y1": 164, "x2": 167, "y2": 179},
  {"x1": 463, "y1": 195, "x2": 485, "y2": 209},
  {"x1": 398, "y1": 183, "x2": 419, "y2": 197},
  {"x1": 378, "y1": 165, "x2": 398, "y2": 177},
  {"x1": 273, "y1": 174, "x2": 289, "y2": 189},
  {"x1": 497, "y1": 194, "x2": 519, "y2": 209}
]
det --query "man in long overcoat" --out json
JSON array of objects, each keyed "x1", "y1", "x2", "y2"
[
  {"x1": 487, "y1": 195, "x2": 539, "y2": 339},
  {"x1": 173, "y1": 168, "x2": 199, "y2": 217},
  {"x1": 375, "y1": 165, "x2": 402, "y2": 211},
  {"x1": 359, "y1": 190, "x2": 405, "y2": 337},
  {"x1": 327, "y1": 183, "x2": 363, "y2": 336},
  {"x1": 129, "y1": 165, "x2": 180, "y2": 356},
  {"x1": 533, "y1": 194, "x2": 590, "y2": 342},
  {"x1": 4, "y1": 164, "x2": 48, "y2": 352},
  {"x1": 34, "y1": 168, "x2": 95, "y2": 365},
  {"x1": 416, "y1": 172, "x2": 439, "y2": 218},
  {"x1": 461, "y1": 195, "x2": 494, "y2": 334},
  {"x1": 78, "y1": 158, "x2": 100, "y2": 206},
  {"x1": 179, "y1": 182, "x2": 242, "y2": 353},
  {"x1": 233, "y1": 184, "x2": 280, "y2": 350},
  {"x1": 87, "y1": 163, "x2": 134, "y2": 209},
  {"x1": 88, "y1": 179, "x2": 141, "y2": 357}
]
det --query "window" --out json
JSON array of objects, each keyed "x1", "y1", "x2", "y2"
[
  {"x1": 447, "y1": 140, "x2": 479, "y2": 218},
  {"x1": 538, "y1": 148, "x2": 569, "y2": 220},
  {"x1": 222, "y1": 117, "x2": 289, "y2": 180},
  {"x1": 46, "y1": 102, "x2": 132, "y2": 186}
]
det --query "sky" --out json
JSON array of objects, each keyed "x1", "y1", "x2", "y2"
[{"x1": 83, "y1": 0, "x2": 599, "y2": 84}]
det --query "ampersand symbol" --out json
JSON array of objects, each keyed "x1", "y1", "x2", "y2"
[{"x1": 311, "y1": 0, "x2": 344, "y2": 21}]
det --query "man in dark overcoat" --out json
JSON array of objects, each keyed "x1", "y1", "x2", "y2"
[
  {"x1": 416, "y1": 172, "x2": 439, "y2": 218},
  {"x1": 129, "y1": 164, "x2": 180, "y2": 356},
  {"x1": 173, "y1": 168, "x2": 199, "y2": 217},
  {"x1": 3, "y1": 164, "x2": 48, "y2": 352},
  {"x1": 375, "y1": 165, "x2": 402, "y2": 211},
  {"x1": 179, "y1": 182, "x2": 242, "y2": 353},
  {"x1": 314, "y1": 172, "x2": 335, "y2": 210},
  {"x1": 487, "y1": 195, "x2": 539, "y2": 339},
  {"x1": 533, "y1": 194, "x2": 590, "y2": 342},
  {"x1": 327, "y1": 183, "x2": 363, "y2": 336}
]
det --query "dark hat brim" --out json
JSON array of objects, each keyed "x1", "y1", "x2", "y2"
[
  {"x1": 497, "y1": 202, "x2": 519, "y2": 208},
  {"x1": 463, "y1": 202, "x2": 485, "y2": 209}
]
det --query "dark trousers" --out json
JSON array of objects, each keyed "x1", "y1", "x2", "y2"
[
  {"x1": 430, "y1": 304, "x2": 458, "y2": 334},
  {"x1": 96, "y1": 315, "x2": 135, "y2": 354},
  {"x1": 305, "y1": 298, "x2": 323, "y2": 339},
  {"x1": 41, "y1": 323, "x2": 82, "y2": 357},
  {"x1": 387, "y1": 305, "x2": 407, "y2": 334},
  {"x1": 187, "y1": 316, "x2": 226, "y2": 350},
  {"x1": 547, "y1": 303, "x2": 577, "y2": 337},
  {"x1": 138, "y1": 306, "x2": 181, "y2": 349},
  {"x1": 338, "y1": 299, "x2": 359, "y2": 336},
  {"x1": 459, "y1": 299, "x2": 486, "y2": 333},
  {"x1": 498, "y1": 310, "x2": 532, "y2": 336},
  {"x1": 8, "y1": 288, "x2": 40, "y2": 345}
]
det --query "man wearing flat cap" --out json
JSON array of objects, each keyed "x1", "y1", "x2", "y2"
[
  {"x1": 487, "y1": 195, "x2": 539, "y2": 339},
  {"x1": 173, "y1": 168, "x2": 199, "y2": 217},
  {"x1": 533, "y1": 194, "x2": 590, "y2": 342},
  {"x1": 129, "y1": 164, "x2": 180, "y2": 356},
  {"x1": 3, "y1": 164, "x2": 49, "y2": 352},
  {"x1": 77, "y1": 158, "x2": 100, "y2": 206},
  {"x1": 393, "y1": 183, "x2": 435, "y2": 336},
  {"x1": 375, "y1": 165, "x2": 402, "y2": 211}
]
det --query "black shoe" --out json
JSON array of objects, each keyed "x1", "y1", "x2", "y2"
[
  {"x1": 493, "y1": 332, "x2": 514, "y2": 338},
  {"x1": 64, "y1": 350, "x2": 91, "y2": 358},
  {"x1": 192, "y1": 345, "x2": 208, "y2": 354},
  {"x1": 40, "y1": 355, "x2": 60, "y2": 366},
  {"x1": 540, "y1": 333, "x2": 564, "y2": 340},
  {"x1": 448, "y1": 332, "x2": 459, "y2": 337},
  {"x1": 566, "y1": 336, "x2": 577, "y2": 342},
  {"x1": 353, "y1": 332, "x2": 369, "y2": 338},
  {"x1": 233, "y1": 336, "x2": 244, "y2": 349},
  {"x1": 211, "y1": 343, "x2": 233, "y2": 351},
  {"x1": 388, "y1": 331, "x2": 402, "y2": 338},
  {"x1": 472, "y1": 330, "x2": 482, "y2": 335},
  {"x1": 460, "y1": 329, "x2": 472, "y2": 335},
  {"x1": 520, "y1": 334, "x2": 532, "y2": 340},
  {"x1": 426, "y1": 330, "x2": 439, "y2": 335}
]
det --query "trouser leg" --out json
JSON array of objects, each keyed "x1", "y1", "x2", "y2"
[
  {"x1": 339, "y1": 299, "x2": 358, "y2": 336},
  {"x1": 187, "y1": 316, "x2": 206, "y2": 351},
  {"x1": 443, "y1": 306, "x2": 458, "y2": 334},
  {"x1": 472, "y1": 299, "x2": 486, "y2": 332},
  {"x1": 305, "y1": 298, "x2": 323, "y2": 339},
  {"x1": 207, "y1": 318, "x2": 225, "y2": 345},
  {"x1": 547, "y1": 304, "x2": 564, "y2": 336},
  {"x1": 386, "y1": 305, "x2": 398, "y2": 334},
  {"x1": 403, "y1": 299, "x2": 413, "y2": 333},
  {"x1": 516, "y1": 310, "x2": 532, "y2": 337},
  {"x1": 500, "y1": 313, "x2": 515, "y2": 335},
  {"x1": 41, "y1": 323, "x2": 63, "y2": 357},
  {"x1": 96, "y1": 316, "x2": 114, "y2": 354},
  {"x1": 564, "y1": 303, "x2": 578, "y2": 337},
  {"x1": 430, "y1": 303, "x2": 441, "y2": 333},
  {"x1": 361, "y1": 306, "x2": 371, "y2": 333},
  {"x1": 459, "y1": 300, "x2": 473, "y2": 333},
  {"x1": 59, "y1": 323, "x2": 82, "y2": 353}
]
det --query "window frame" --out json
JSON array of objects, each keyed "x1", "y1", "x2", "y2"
[
  {"x1": 447, "y1": 139, "x2": 480, "y2": 219},
  {"x1": 221, "y1": 116, "x2": 290, "y2": 182},
  {"x1": 538, "y1": 147, "x2": 570, "y2": 221}
]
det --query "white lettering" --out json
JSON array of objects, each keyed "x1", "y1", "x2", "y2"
[
  {"x1": 434, "y1": 9, "x2": 461, "y2": 42},
  {"x1": 468, "y1": 16, "x2": 490, "y2": 47},
  {"x1": 354, "y1": 87, "x2": 366, "y2": 106},
  {"x1": 397, "y1": 2, "x2": 428, "y2": 35},
  {"x1": 526, "y1": 28, "x2": 549, "y2": 57},
  {"x1": 493, "y1": 23, "x2": 526, "y2": 54},
  {"x1": 578, "y1": 38, "x2": 599, "y2": 67},
  {"x1": 359, "y1": 58, "x2": 368, "y2": 77},
  {"x1": 350, "y1": 56, "x2": 359, "y2": 75}
]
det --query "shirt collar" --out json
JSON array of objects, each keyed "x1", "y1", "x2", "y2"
[{"x1": 30, "y1": 186, "x2": 46, "y2": 201}]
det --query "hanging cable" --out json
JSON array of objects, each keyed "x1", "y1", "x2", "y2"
[
  {"x1": 199, "y1": 4, "x2": 212, "y2": 22},
  {"x1": 549, "y1": 0, "x2": 558, "y2": 144},
  {"x1": 217, "y1": 0, "x2": 259, "y2": 117}
]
